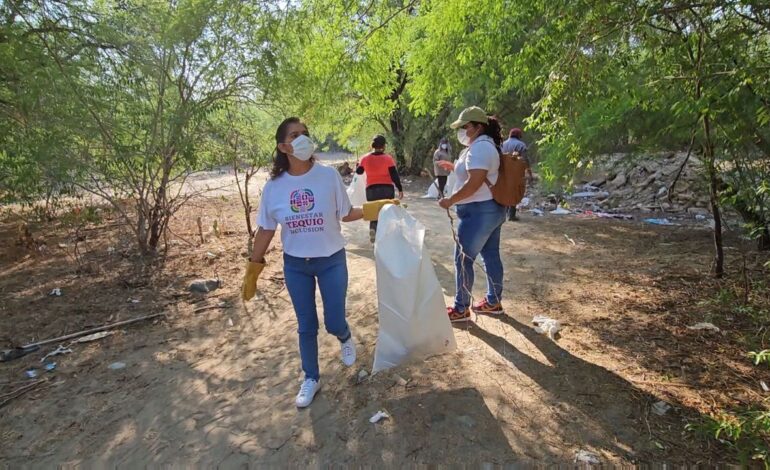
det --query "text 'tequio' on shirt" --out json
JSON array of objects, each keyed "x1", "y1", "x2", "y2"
[{"x1": 256, "y1": 163, "x2": 353, "y2": 258}]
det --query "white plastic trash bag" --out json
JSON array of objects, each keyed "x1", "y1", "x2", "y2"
[
  {"x1": 372, "y1": 205, "x2": 457, "y2": 373},
  {"x1": 446, "y1": 171, "x2": 456, "y2": 195},
  {"x1": 424, "y1": 183, "x2": 440, "y2": 199},
  {"x1": 347, "y1": 173, "x2": 367, "y2": 206},
  {"x1": 423, "y1": 171, "x2": 457, "y2": 199}
]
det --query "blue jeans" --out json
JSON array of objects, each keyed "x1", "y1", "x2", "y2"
[
  {"x1": 454, "y1": 199, "x2": 506, "y2": 311},
  {"x1": 284, "y1": 249, "x2": 351, "y2": 381}
]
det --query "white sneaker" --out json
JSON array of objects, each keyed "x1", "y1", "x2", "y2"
[
  {"x1": 340, "y1": 336, "x2": 356, "y2": 367},
  {"x1": 295, "y1": 378, "x2": 320, "y2": 408}
]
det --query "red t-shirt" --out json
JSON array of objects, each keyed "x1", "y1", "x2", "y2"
[{"x1": 359, "y1": 153, "x2": 396, "y2": 187}]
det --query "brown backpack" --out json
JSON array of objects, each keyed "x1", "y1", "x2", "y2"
[{"x1": 485, "y1": 152, "x2": 527, "y2": 207}]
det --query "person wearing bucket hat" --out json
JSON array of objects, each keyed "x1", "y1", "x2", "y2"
[
  {"x1": 436, "y1": 106, "x2": 507, "y2": 323},
  {"x1": 355, "y1": 134, "x2": 404, "y2": 242}
]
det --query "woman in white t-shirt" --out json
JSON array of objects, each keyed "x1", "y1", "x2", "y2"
[
  {"x1": 436, "y1": 106, "x2": 507, "y2": 323},
  {"x1": 241, "y1": 117, "x2": 397, "y2": 408}
]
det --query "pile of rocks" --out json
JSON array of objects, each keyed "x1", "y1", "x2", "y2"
[{"x1": 572, "y1": 152, "x2": 711, "y2": 215}]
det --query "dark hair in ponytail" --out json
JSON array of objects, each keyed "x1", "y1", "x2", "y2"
[
  {"x1": 471, "y1": 116, "x2": 503, "y2": 154},
  {"x1": 270, "y1": 117, "x2": 301, "y2": 179}
]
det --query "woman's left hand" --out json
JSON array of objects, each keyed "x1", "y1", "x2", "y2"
[
  {"x1": 437, "y1": 160, "x2": 454, "y2": 172},
  {"x1": 438, "y1": 198, "x2": 453, "y2": 210}
]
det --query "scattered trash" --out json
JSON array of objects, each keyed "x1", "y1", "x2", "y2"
[
  {"x1": 58, "y1": 243, "x2": 68, "y2": 248},
  {"x1": 205, "y1": 252, "x2": 218, "y2": 259},
  {"x1": 578, "y1": 210, "x2": 633, "y2": 220},
  {"x1": 517, "y1": 197, "x2": 530, "y2": 208},
  {"x1": 189, "y1": 279, "x2": 221, "y2": 293},
  {"x1": 40, "y1": 345, "x2": 73, "y2": 362},
  {"x1": 651, "y1": 400, "x2": 672, "y2": 416},
  {"x1": 107, "y1": 246, "x2": 116, "y2": 254},
  {"x1": 574, "y1": 449, "x2": 601, "y2": 464},
  {"x1": 644, "y1": 218, "x2": 675, "y2": 226},
  {"x1": 43, "y1": 362, "x2": 57, "y2": 372},
  {"x1": 761, "y1": 381, "x2": 769, "y2": 393},
  {"x1": 369, "y1": 410, "x2": 390, "y2": 423},
  {"x1": 0, "y1": 345, "x2": 41, "y2": 362},
  {"x1": 193, "y1": 301, "x2": 229, "y2": 313},
  {"x1": 564, "y1": 234, "x2": 576, "y2": 245},
  {"x1": 695, "y1": 214, "x2": 707, "y2": 221},
  {"x1": 76, "y1": 331, "x2": 116, "y2": 343},
  {"x1": 529, "y1": 208, "x2": 544, "y2": 216},
  {"x1": 49, "y1": 288, "x2": 62, "y2": 297},
  {"x1": 227, "y1": 317, "x2": 234, "y2": 327},
  {"x1": 2, "y1": 314, "x2": 165, "y2": 364},
  {"x1": 532, "y1": 315, "x2": 562, "y2": 339},
  {"x1": 687, "y1": 322, "x2": 720, "y2": 332},
  {"x1": 456, "y1": 414, "x2": 476, "y2": 428},
  {"x1": 128, "y1": 298, "x2": 140, "y2": 304},
  {"x1": 532, "y1": 318, "x2": 558, "y2": 339},
  {"x1": 108, "y1": 361, "x2": 126, "y2": 370},
  {"x1": 357, "y1": 369, "x2": 369, "y2": 383},
  {"x1": 25, "y1": 368, "x2": 38, "y2": 379},
  {"x1": 395, "y1": 375, "x2": 409, "y2": 386},
  {"x1": 570, "y1": 191, "x2": 610, "y2": 199},
  {"x1": 550, "y1": 206, "x2": 571, "y2": 215}
]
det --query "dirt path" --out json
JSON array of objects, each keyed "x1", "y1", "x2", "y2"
[{"x1": 0, "y1": 172, "x2": 743, "y2": 465}]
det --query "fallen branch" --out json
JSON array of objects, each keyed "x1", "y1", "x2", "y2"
[
  {"x1": 0, "y1": 380, "x2": 47, "y2": 408},
  {"x1": 2, "y1": 312, "x2": 168, "y2": 362},
  {"x1": 193, "y1": 303, "x2": 229, "y2": 313},
  {"x1": 631, "y1": 379, "x2": 697, "y2": 388}
]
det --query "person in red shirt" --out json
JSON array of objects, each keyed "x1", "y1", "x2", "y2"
[{"x1": 356, "y1": 135, "x2": 404, "y2": 242}]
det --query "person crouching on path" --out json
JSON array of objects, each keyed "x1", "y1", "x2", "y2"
[
  {"x1": 436, "y1": 106, "x2": 507, "y2": 323},
  {"x1": 356, "y1": 134, "x2": 404, "y2": 243},
  {"x1": 241, "y1": 117, "x2": 397, "y2": 408}
]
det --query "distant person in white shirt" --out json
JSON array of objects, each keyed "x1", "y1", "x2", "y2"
[
  {"x1": 501, "y1": 127, "x2": 533, "y2": 221},
  {"x1": 432, "y1": 137, "x2": 453, "y2": 197},
  {"x1": 241, "y1": 117, "x2": 397, "y2": 408}
]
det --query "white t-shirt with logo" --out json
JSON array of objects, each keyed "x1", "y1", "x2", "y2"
[
  {"x1": 256, "y1": 163, "x2": 353, "y2": 258},
  {"x1": 452, "y1": 135, "x2": 500, "y2": 204}
]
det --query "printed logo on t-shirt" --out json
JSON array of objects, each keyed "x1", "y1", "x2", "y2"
[
  {"x1": 286, "y1": 188, "x2": 325, "y2": 234},
  {"x1": 290, "y1": 189, "x2": 315, "y2": 213}
]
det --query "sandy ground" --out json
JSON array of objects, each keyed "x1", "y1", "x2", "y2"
[{"x1": 1, "y1": 163, "x2": 767, "y2": 466}]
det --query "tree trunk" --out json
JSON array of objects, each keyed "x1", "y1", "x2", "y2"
[
  {"x1": 703, "y1": 114, "x2": 724, "y2": 278},
  {"x1": 407, "y1": 104, "x2": 453, "y2": 174},
  {"x1": 759, "y1": 228, "x2": 770, "y2": 251},
  {"x1": 147, "y1": 154, "x2": 173, "y2": 252},
  {"x1": 389, "y1": 110, "x2": 406, "y2": 168},
  {"x1": 387, "y1": 68, "x2": 409, "y2": 168},
  {"x1": 244, "y1": 171, "x2": 254, "y2": 238}
]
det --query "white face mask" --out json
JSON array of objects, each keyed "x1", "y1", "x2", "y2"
[
  {"x1": 440, "y1": 144, "x2": 447, "y2": 150},
  {"x1": 457, "y1": 128, "x2": 471, "y2": 147},
  {"x1": 289, "y1": 134, "x2": 315, "y2": 161}
]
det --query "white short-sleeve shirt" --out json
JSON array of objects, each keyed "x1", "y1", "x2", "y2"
[
  {"x1": 451, "y1": 135, "x2": 500, "y2": 204},
  {"x1": 256, "y1": 163, "x2": 353, "y2": 258}
]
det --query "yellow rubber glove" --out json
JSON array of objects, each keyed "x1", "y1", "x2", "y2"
[
  {"x1": 241, "y1": 260, "x2": 265, "y2": 301},
  {"x1": 363, "y1": 199, "x2": 400, "y2": 221}
]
